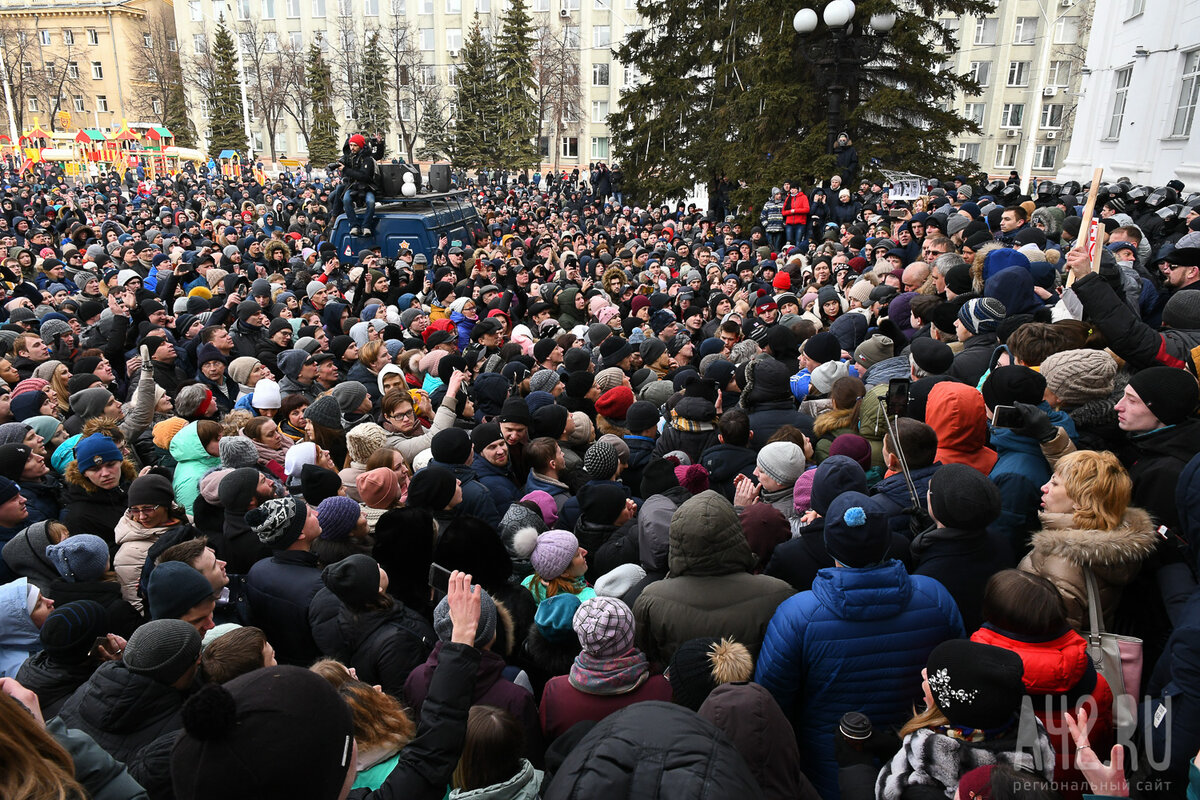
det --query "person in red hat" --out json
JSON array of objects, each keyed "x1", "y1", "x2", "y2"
[{"x1": 337, "y1": 134, "x2": 378, "y2": 238}]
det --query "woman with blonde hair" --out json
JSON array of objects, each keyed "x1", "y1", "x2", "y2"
[
  {"x1": 309, "y1": 660, "x2": 418, "y2": 791},
  {"x1": 1019, "y1": 449, "x2": 1157, "y2": 631},
  {"x1": 33, "y1": 361, "x2": 72, "y2": 417}
]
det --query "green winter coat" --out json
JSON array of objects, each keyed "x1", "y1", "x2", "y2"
[{"x1": 169, "y1": 422, "x2": 220, "y2": 516}]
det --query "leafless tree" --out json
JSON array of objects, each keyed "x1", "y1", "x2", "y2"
[
  {"x1": 0, "y1": 18, "x2": 88, "y2": 133},
  {"x1": 531, "y1": 19, "x2": 582, "y2": 171},
  {"x1": 326, "y1": 14, "x2": 361, "y2": 126},
  {"x1": 278, "y1": 41, "x2": 314, "y2": 155},
  {"x1": 235, "y1": 17, "x2": 292, "y2": 160},
  {"x1": 379, "y1": 10, "x2": 442, "y2": 163},
  {"x1": 125, "y1": 5, "x2": 184, "y2": 128}
]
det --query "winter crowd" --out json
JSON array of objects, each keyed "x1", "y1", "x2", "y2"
[{"x1": 2, "y1": 156, "x2": 1200, "y2": 800}]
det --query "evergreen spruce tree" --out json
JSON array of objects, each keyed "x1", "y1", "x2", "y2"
[
  {"x1": 166, "y1": 73, "x2": 197, "y2": 148},
  {"x1": 494, "y1": 0, "x2": 538, "y2": 169},
  {"x1": 450, "y1": 14, "x2": 499, "y2": 170},
  {"x1": 306, "y1": 40, "x2": 340, "y2": 166},
  {"x1": 611, "y1": 0, "x2": 990, "y2": 205},
  {"x1": 207, "y1": 17, "x2": 248, "y2": 155},
  {"x1": 357, "y1": 31, "x2": 392, "y2": 145}
]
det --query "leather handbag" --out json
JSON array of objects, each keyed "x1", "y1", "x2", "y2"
[{"x1": 1083, "y1": 566, "x2": 1143, "y2": 730}]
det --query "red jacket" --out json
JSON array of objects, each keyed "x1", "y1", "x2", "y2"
[
  {"x1": 539, "y1": 673, "x2": 672, "y2": 742},
  {"x1": 971, "y1": 625, "x2": 1114, "y2": 800},
  {"x1": 783, "y1": 192, "x2": 810, "y2": 225}
]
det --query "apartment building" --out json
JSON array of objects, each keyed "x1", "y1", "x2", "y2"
[
  {"x1": 174, "y1": 0, "x2": 638, "y2": 166},
  {"x1": 1059, "y1": 0, "x2": 1200, "y2": 187},
  {"x1": 0, "y1": 0, "x2": 176, "y2": 138},
  {"x1": 940, "y1": 0, "x2": 1089, "y2": 184}
]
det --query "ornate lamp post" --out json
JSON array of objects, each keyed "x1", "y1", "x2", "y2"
[{"x1": 793, "y1": 2, "x2": 895, "y2": 155}]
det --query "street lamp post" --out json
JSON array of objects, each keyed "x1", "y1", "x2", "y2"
[{"x1": 793, "y1": 1, "x2": 895, "y2": 155}]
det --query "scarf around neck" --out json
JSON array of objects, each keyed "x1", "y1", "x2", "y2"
[{"x1": 568, "y1": 649, "x2": 649, "y2": 695}]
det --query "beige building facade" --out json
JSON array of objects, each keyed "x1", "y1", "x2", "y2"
[{"x1": 0, "y1": 0, "x2": 177, "y2": 138}]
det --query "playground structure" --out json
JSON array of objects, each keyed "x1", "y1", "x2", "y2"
[{"x1": 8, "y1": 118, "x2": 205, "y2": 178}]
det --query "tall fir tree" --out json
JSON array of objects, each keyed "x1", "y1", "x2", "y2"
[
  {"x1": 306, "y1": 41, "x2": 340, "y2": 166},
  {"x1": 166, "y1": 76, "x2": 197, "y2": 148},
  {"x1": 450, "y1": 14, "x2": 499, "y2": 169},
  {"x1": 611, "y1": 0, "x2": 990, "y2": 206},
  {"x1": 357, "y1": 31, "x2": 392, "y2": 145},
  {"x1": 494, "y1": 0, "x2": 538, "y2": 169},
  {"x1": 207, "y1": 17, "x2": 248, "y2": 155}
]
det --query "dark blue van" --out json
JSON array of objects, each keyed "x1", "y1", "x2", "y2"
[{"x1": 329, "y1": 189, "x2": 484, "y2": 263}]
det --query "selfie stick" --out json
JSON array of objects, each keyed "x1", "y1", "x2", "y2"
[{"x1": 877, "y1": 396, "x2": 920, "y2": 509}]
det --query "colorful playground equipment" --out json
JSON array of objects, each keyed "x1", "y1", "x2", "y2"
[{"x1": 15, "y1": 118, "x2": 205, "y2": 177}]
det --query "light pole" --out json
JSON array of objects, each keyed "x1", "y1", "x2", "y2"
[{"x1": 793, "y1": 1, "x2": 895, "y2": 155}]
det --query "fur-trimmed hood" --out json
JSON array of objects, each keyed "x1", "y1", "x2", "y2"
[
  {"x1": 64, "y1": 458, "x2": 138, "y2": 493},
  {"x1": 263, "y1": 239, "x2": 292, "y2": 265},
  {"x1": 813, "y1": 405, "x2": 857, "y2": 437},
  {"x1": 1030, "y1": 507, "x2": 1158, "y2": 568}
]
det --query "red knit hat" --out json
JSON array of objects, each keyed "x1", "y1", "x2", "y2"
[
  {"x1": 772, "y1": 271, "x2": 791, "y2": 291},
  {"x1": 595, "y1": 385, "x2": 634, "y2": 420},
  {"x1": 348, "y1": 134, "x2": 366, "y2": 147}
]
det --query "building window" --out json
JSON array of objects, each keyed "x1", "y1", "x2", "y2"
[
  {"x1": 96, "y1": 95, "x2": 108, "y2": 112},
  {"x1": 1054, "y1": 17, "x2": 1079, "y2": 44},
  {"x1": 591, "y1": 136, "x2": 608, "y2": 159},
  {"x1": 1007, "y1": 61, "x2": 1030, "y2": 87},
  {"x1": 1034, "y1": 144, "x2": 1058, "y2": 170},
  {"x1": 593, "y1": 25, "x2": 610, "y2": 47},
  {"x1": 337, "y1": 0, "x2": 351, "y2": 15},
  {"x1": 1172, "y1": 50, "x2": 1200, "y2": 137},
  {"x1": 592, "y1": 62, "x2": 609, "y2": 85},
  {"x1": 253, "y1": 133, "x2": 264, "y2": 152},
  {"x1": 560, "y1": 104, "x2": 578, "y2": 124},
  {"x1": 591, "y1": 99, "x2": 608, "y2": 122},
  {"x1": 1041, "y1": 103, "x2": 1064, "y2": 128},
  {"x1": 26, "y1": 97, "x2": 39, "y2": 113},
  {"x1": 45, "y1": 62, "x2": 56, "y2": 80},
  {"x1": 446, "y1": 0, "x2": 461, "y2": 11},
  {"x1": 420, "y1": 28, "x2": 434, "y2": 50},
  {"x1": 420, "y1": 0, "x2": 433, "y2": 11},
  {"x1": 91, "y1": 61, "x2": 103, "y2": 79},
  {"x1": 532, "y1": 0, "x2": 549, "y2": 10},
  {"x1": 973, "y1": 17, "x2": 997, "y2": 46},
  {"x1": 289, "y1": 31, "x2": 303, "y2": 49},
  {"x1": 476, "y1": 0, "x2": 490, "y2": 10},
  {"x1": 957, "y1": 142, "x2": 980, "y2": 162},
  {"x1": 564, "y1": 25, "x2": 579, "y2": 47},
  {"x1": 193, "y1": 34, "x2": 205, "y2": 51},
  {"x1": 68, "y1": 61, "x2": 79, "y2": 79},
  {"x1": 152, "y1": 97, "x2": 163, "y2": 114},
  {"x1": 275, "y1": 131, "x2": 288, "y2": 152},
  {"x1": 147, "y1": 66, "x2": 159, "y2": 81},
  {"x1": 287, "y1": 0, "x2": 300, "y2": 15},
  {"x1": 20, "y1": 62, "x2": 31, "y2": 78},
  {"x1": 143, "y1": 32, "x2": 153, "y2": 47},
  {"x1": 262, "y1": 0, "x2": 276, "y2": 16},
  {"x1": 1013, "y1": 17, "x2": 1037, "y2": 45},
  {"x1": 313, "y1": 0, "x2": 326, "y2": 17},
  {"x1": 73, "y1": 95, "x2": 85, "y2": 112},
  {"x1": 1001, "y1": 103, "x2": 1024, "y2": 127},
  {"x1": 237, "y1": 0, "x2": 251, "y2": 18},
  {"x1": 561, "y1": 136, "x2": 578, "y2": 157},
  {"x1": 168, "y1": 37, "x2": 177, "y2": 51},
  {"x1": 623, "y1": 63, "x2": 640, "y2": 86},
  {"x1": 366, "y1": 0, "x2": 379, "y2": 14},
  {"x1": 994, "y1": 143, "x2": 1018, "y2": 169},
  {"x1": 1107, "y1": 66, "x2": 1132, "y2": 139},
  {"x1": 538, "y1": 136, "x2": 550, "y2": 156},
  {"x1": 963, "y1": 102, "x2": 985, "y2": 125},
  {"x1": 189, "y1": 0, "x2": 203, "y2": 20},
  {"x1": 1047, "y1": 61, "x2": 1071, "y2": 87},
  {"x1": 968, "y1": 61, "x2": 990, "y2": 88},
  {"x1": 564, "y1": 0, "x2": 580, "y2": 8},
  {"x1": 297, "y1": 133, "x2": 308, "y2": 151},
  {"x1": 39, "y1": 30, "x2": 51, "y2": 46},
  {"x1": 63, "y1": 30, "x2": 74, "y2": 45},
  {"x1": 446, "y1": 28, "x2": 462, "y2": 50},
  {"x1": 264, "y1": 33, "x2": 278, "y2": 52},
  {"x1": 418, "y1": 65, "x2": 435, "y2": 84},
  {"x1": 87, "y1": 28, "x2": 98, "y2": 45},
  {"x1": 1128, "y1": 0, "x2": 1146, "y2": 17}
]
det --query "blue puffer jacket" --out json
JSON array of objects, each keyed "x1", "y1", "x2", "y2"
[
  {"x1": 471, "y1": 457, "x2": 519, "y2": 511},
  {"x1": 989, "y1": 409, "x2": 1076, "y2": 556},
  {"x1": 428, "y1": 460, "x2": 501, "y2": 528},
  {"x1": 754, "y1": 560, "x2": 964, "y2": 799},
  {"x1": 0, "y1": 577, "x2": 41, "y2": 677}
]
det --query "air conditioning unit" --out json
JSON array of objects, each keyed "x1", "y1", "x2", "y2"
[
  {"x1": 558, "y1": 7, "x2": 570, "y2": 16},
  {"x1": 1006, "y1": 129, "x2": 1019, "y2": 137},
  {"x1": 448, "y1": 48, "x2": 459, "y2": 58},
  {"x1": 1042, "y1": 87, "x2": 1057, "y2": 98},
  {"x1": 1046, "y1": 131, "x2": 1058, "y2": 139},
  {"x1": 1059, "y1": 0, "x2": 1071, "y2": 7}
]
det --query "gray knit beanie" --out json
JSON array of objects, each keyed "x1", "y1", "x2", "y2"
[
  {"x1": 1040, "y1": 349, "x2": 1118, "y2": 408},
  {"x1": 756, "y1": 441, "x2": 806, "y2": 487},
  {"x1": 123, "y1": 619, "x2": 202, "y2": 685},
  {"x1": 1163, "y1": 290, "x2": 1200, "y2": 330},
  {"x1": 331, "y1": 381, "x2": 368, "y2": 415},
  {"x1": 219, "y1": 435, "x2": 259, "y2": 469},
  {"x1": 304, "y1": 395, "x2": 343, "y2": 430},
  {"x1": 68, "y1": 387, "x2": 113, "y2": 420},
  {"x1": 432, "y1": 586, "x2": 497, "y2": 647}
]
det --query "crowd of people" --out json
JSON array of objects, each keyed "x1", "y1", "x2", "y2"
[{"x1": 1, "y1": 149, "x2": 1200, "y2": 800}]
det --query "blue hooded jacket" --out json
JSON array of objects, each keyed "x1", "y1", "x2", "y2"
[
  {"x1": 0, "y1": 577, "x2": 41, "y2": 677},
  {"x1": 755, "y1": 560, "x2": 964, "y2": 799},
  {"x1": 988, "y1": 408, "x2": 1076, "y2": 554},
  {"x1": 985, "y1": 265, "x2": 1045, "y2": 317}
]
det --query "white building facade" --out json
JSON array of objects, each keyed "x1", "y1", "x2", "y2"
[
  {"x1": 1058, "y1": 0, "x2": 1200, "y2": 187},
  {"x1": 173, "y1": 0, "x2": 639, "y2": 166},
  {"x1": 941, "y1": 0, "x2": 1088, "y2": 182}
]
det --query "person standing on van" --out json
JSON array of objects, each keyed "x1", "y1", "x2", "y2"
[{"x1": 340, "y1": 134, "x2": 378, "y2": 238}]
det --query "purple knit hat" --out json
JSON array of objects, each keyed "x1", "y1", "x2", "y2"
[
  {"x1": 521, "y1": 489, "x2": 560, "y2": 527},
  {"x1": 531, "y1": 530, "x2": 578, "y2": 578}
]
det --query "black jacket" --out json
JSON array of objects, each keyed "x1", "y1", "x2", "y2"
[
  {"x1": 209, "y1": 510, "x2": 273, "y2": 576},
  {"x1": 308, "y1": 587, "x2": 436, "y2": 698},
  {"x1": 1127, "y1": 419, "x2": 1200, "y2": 530},
  {"x1": 909, "y1": 525, "x2": 1015, "y2": 631},
  {"x1": 765, "y1": 521, "x2": 910, "y2": 593},
  {"x1": 245, "y1": 549, "x2": 324, "y2": 666},
  {"x1": 946, "y1": 332, "x2": 999, "y2": 388},
  {"x1": 56, "y1": 660, "x2": 187, "y2": 763},
  {"x1": 544, "y1": 701, "x2": 759, "y2": 799},
  {"x1": 746, "y1": 401, "x2": 816, "y2": 447},
  {"x1": 15, "y1": 651, "x2": 99, "y2": 718},
  {"x1": 44, "y1": 578, "x2": 143, "y2": 639},
  {"x1": 700, "y1": 442, "x2": 758, "y2": 501}
]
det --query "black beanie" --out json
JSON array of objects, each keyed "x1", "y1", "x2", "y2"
[
  {"x1": 321, "y1": 554, "x2": 380, "y2": 609},
  {"x1": 470, "y1": 422, "x2": 504, "y2": 454},
  {"x1": 640, "y1": 458, "x2": 680, "y2": 498},
  {"x1": 578, "y1": 482, "x2": 628, "y2": 526},
  {"x1": 40, "y1": 600, "x2": 108, "y2": 664},
  {"x1": 498, "y1": 397, "x2": 531, "y2": 426},
  {"x1": 0, "y1": 443, "x2": 29, "y2": 481},
  {"x1": 128, "y1": 474, "x2": 176, "y2": 508},
  {"x1": 565, "y1": 371, "x2": 594, "y2": 399},
  {"x1": 300, "y1": 463, "x2": 342, "y2": 505},
  {"x1": 532, "y1": 404, "x2": 569, "y2": 439},
  {"x1": 667, "y1": 637, "x2": 722, "y2": 711},
  {"x1": 925, "y1": 640, "x2": 1025, "y2": 729},
  {"x1": 431, "y1": 427, "x2": 472, "y2": 465},
  {"x1": 928, "y1": 463, "x2": 1002, "y2": 530},
  {"x1": 1128, "y1": 367, "x2": 1199, "y2": 426},
  {"x1": 407, "y1": 466, "x2": 458, "y2": 510}
]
